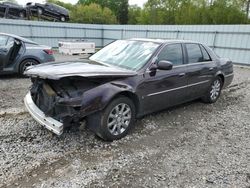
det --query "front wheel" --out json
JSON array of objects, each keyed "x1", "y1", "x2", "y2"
[
  {"x1": 202, "y1": 77, "x2": 222, "y2": 103},
  {"x1": 87, "y1": 97, "x2": 136, "y2": 141}
]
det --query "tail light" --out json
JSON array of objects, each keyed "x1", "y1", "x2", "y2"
[{"x1": 43, "y1": 49, "x2": 53, "y2": 55}]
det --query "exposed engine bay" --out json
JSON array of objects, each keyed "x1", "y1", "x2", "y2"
[{"x1": 30, "y1": 77, "x2": 114, "y2": 128}]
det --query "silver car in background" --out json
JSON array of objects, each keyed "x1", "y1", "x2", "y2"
[{"x1": 0, "y1": 33, "x2": 55, "y2": 75}]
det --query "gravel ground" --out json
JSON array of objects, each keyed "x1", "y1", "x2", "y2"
[{"x1": 0, "y1": 55, "x2": 249, "y2": 187}]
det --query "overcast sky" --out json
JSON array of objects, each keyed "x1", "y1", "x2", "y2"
[{"x1": 17, "y1": 0, "x2": 147, "y2": 7}]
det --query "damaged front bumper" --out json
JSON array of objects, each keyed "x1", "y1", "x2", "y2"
[{"x1": 24, "y1": 91, "x2": 63, "y2": 135}]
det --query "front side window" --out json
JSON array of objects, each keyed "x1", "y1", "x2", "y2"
[
  {"x1": 186, "y1": 43, "x2": 203, "y2": 63},
  {"x1": 90, "y1": 40, "x2": 160, "y2": 71},
  {"x1": 157, "y1": 44, "x2": 183, "y2": 66}
]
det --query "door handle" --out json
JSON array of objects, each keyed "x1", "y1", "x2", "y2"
[
  {"x1": 178, "y1": 73, "x2": 186, "y2": 77},
  {"x1": 209, "y1": 67, "x2": 214, "y2": 71}
]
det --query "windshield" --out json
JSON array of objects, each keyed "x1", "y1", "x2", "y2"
[{"x1": 90, "y1": 40, "x2": 160, "y2": 70}]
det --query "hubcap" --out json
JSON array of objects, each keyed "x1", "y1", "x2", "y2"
[
  {"x1": 210, "y1": 79, "x2": 221, "y2": 101},
  {"x1": 107, "y1": 103, "x2": 131, "y2": 136},
  {"x1": 23, "y1": 62, "x2": 35, "y2": 73}
]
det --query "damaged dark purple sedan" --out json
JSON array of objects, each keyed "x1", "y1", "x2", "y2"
[{"x1": 24, "y1": 39, "x2": 233, "y2": 141}]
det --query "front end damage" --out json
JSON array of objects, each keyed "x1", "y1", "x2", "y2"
[
  {"x1": 23, "y1": 60, "x2": 137, "y2": 135},
  {"x1": 24, "y1": 92, "x2": 64, "y2": 135},
  {"x1": 24, "y1": 77, "x2": 110, "y2": 135}
]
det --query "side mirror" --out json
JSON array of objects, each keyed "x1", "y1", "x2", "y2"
[{"x1": 157, "y1": 60, "x2": 173, "y2": 70}]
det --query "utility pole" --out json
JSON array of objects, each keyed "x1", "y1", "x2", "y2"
[{"x1": 246, "y1": 0, "x2": 250, "y2": 19}]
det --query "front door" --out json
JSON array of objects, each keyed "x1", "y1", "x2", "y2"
[
  {"x1": 140, "y1": 43, "x2": 188, "y2": 114},
  {"x1": 0, "y1": 35, "x2": 9, "y2": 71}
]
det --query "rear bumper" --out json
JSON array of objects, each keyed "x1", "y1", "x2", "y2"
[{"x1": 24, "y1": 92, "x2": 63, "y2": 135}]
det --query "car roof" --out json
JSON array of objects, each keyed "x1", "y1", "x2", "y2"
[
  {"x1": 0, "y1": 33, "x2": 38, "y2": 44},
  {"x1": 46, "y1": 3, "x2": 69, "y2": 12},
  {"x1": 129, "y1": 38, "x2": 199, "y2": 44},
  {"x1": 1, "y1": 1, "x2": 23, "y2": 7}
]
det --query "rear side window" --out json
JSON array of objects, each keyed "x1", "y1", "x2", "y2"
[
  {"x1": 157, "y1": 44, "x2": 183, "y2": 66},
  {"x1": 200, "y1": 45, "x2": 211, "y2": 61},
  {"x1": 186, "y1": 43, "x2": 203, "y2": 63}
]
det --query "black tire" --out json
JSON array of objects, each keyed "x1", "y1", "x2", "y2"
[
  {"x1": 19, "y1": 59, "x2": 38, "y2": 75},
  {"x1": 202, "y1": 77, "x2": 223, "y2": 103},
  {"x1": 87, "y1": 96, "x2": 136, "y2": 141}
]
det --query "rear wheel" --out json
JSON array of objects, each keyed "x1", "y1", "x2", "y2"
[
  {"x1": 202, "y1": 77, "x2": 222, "y2": 103},
  {"x1": 87, "y1": 97, "x2": 136, "y2": 141},
  {"x1": 19, "y1": 59, "x2": 38, "y2": 75}
]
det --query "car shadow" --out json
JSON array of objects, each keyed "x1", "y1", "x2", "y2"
[
  {"x1": 138, "y1": 98, "x2": 203, "y2": 120},
  {"x1": 56, "y1": 98, "x2": 206, "y2": 142},
  {"x1": 0, "y1": 74, "x2": 27, "y2": 80}
]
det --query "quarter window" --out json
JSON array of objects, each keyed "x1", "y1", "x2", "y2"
[
  {"x1": 157, "y1": 44, "x2": 183, "y2": 66},
  {"x1": 200, "y1": 45, "x2": 211, "y2": 61},
  {"x1": 186, "y1": 43, "x2": 203, "y2": 63}
]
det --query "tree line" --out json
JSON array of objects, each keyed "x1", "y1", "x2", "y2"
[{"x1": 48, "y1": 0, "x2": 250, "y2": 24}]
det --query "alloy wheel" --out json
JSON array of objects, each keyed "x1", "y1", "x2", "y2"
[
  {"x1": 22, "y1": 61, "x2": 35, "y2": 73},
  {"x1": 210, "y1": 79, "x2": 221, "y2": 101},
  {"x1": 107, "y1": 103, "x2": 131, "y2": 136}
]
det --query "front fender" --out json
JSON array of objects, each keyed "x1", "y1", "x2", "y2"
[{"x1": 79, "y1": 82, "x2": 135, "y2": 117}]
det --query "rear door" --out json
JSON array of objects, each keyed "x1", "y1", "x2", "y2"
[
  {"x1": 141, "y1": 43, "x2": 188, "y2": 114},
  {"x1": 184, "y1": 43, "x2": 217, "y2": 99},
  {"x1": 46, "y1": 3, "x2": 56, "y2": 16},
  {"x1": 0, "y1": 35, "x2": 9, "y2": 71}
]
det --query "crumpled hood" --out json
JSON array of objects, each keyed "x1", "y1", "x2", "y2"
[{"x1": 24, "y1": 60, "x2": 137, "y2": 80}]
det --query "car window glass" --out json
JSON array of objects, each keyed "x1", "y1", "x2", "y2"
[
  {"x1": 186, "y1": 43, "x2": 203, "y2": 63},
  {"x1": 0, "y1": 36, "x2": 8, "y2": 47},
  {"x1": 90, "y1": 40, "x2": 159, "y2": 71},
  {"x1": 6, "y1": 37, "x2": 15, "y2": 47},
  {"x1": 157, "y1": 44, "x2": 183, "y2": 65},
  {"x1": 200, "y1": 45, "x2": 211, "y2": 61}
]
